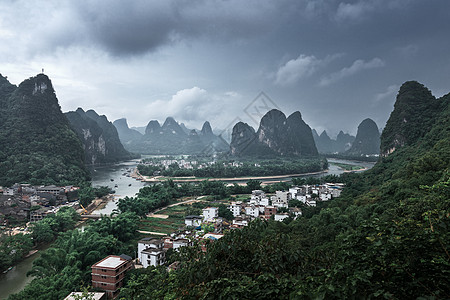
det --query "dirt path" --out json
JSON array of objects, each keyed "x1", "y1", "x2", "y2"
[{"x1": 137, "y1": 230, "x2": 166, "y2": 236}]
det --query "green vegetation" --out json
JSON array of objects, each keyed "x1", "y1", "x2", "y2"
[
  {"x1": 116, "y1": 82, "x2": 449, "y2": 299},
  {"x1": 138, "y1": 157, "x2": 327, "y2": 178},
  {"x1": 0, "y1": 234, "x2": 33, "y2": 273},
  {"x1": 0, "y1": 74, "x2": 90, "y2": 186},
  {"x1": 77, "y1": 185, "x2": 113, "y2": 208},
  {"x1": 330, "y1": 162, "x2": 363, "y2": 171},
  {"x1": 0, "y1": 207, "x2": 79, "y2": 273},
  {"x1": 7, "y1": 212, "x2": 140, "y2": 300},
  {"x1": 65, "y1": 108, "x2": 137, "y2": 165}
]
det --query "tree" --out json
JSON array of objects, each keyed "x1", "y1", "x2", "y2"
[
  {"x1": 218, "y1": 204, "x2": 234, "y2": 220},
  {"x1": 246, "y1": 179, "x2": 262, "y2": 191}
]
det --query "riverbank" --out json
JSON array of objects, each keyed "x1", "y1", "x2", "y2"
[{"x1": 140, "y1": 169, "x2": 328, "y2": 183}]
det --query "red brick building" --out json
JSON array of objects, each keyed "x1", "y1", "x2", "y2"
[
  {"x1": 264, "y1": 206, "x2": 277, "y2": 219},
  {"x1": 91, "y1": 254, "x2": 133, "y2": 299}
]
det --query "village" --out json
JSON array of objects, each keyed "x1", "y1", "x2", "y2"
[
  {"x1": 86, "y1": 183, "x2": 344, "y2": 298},
  {"x1": 0, "y1": 183, "x2": 81, "y2": 230},
  {"x1": 1, "y1": 180, "x2": 344, "y2": 299}
]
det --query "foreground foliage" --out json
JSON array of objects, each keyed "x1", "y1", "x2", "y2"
[{"x1": 119, "y1": 84, "x2": 449, "y2": 299}]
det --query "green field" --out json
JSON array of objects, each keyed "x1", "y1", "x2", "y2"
[
  {"x1": 330, "y1": 162, "x2": 364, "y2": 171},
  {"x1": 138, "y1": 196, "x2": 247, "y2": 234}
]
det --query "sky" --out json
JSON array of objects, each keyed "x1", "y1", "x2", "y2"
[{"x1": 1, "y1": 0, "x2": 449, "y2": 137}]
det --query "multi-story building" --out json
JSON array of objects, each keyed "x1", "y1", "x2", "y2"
[
  {"x1": 137, "y1": 238, "x2": 165, "y2": 268},
  {"x1": 202, "y1": 207, "x2": 219, "y2": 222},
  {"x1": 185, "y1": 215, "x2": 202, "y2": 227},
  {"x1": 91, "y1": 254, "x2": 133, "y2": 299},
  {"x1": 244, "y1": 205, "x2": 260, "y2": 218},
  {"x1": 228, "y1": 201, "x2": 242, "y2": 217}
]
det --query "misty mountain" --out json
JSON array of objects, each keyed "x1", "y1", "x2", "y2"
[
  {"x1": 312, "y1": 129, "x2": 355, "y2": 154},
  {"x1": 113, "y1": 117, "x2": 229, "y2": 155},
  {"x1": 0, "y1": 73, "x2": 89, "y2": 186},
  {"x1": 65, "y1": 109, "x2": 136, "y2": 165},
  {"x1": 230, "y1": 109, "x2": 318, "y2": 157},
  {"x1": 113, "y1": 118, "x2": 143, "y2": 146},
  {"x1": 131, "y1": 126, "x2": 146, "y2": 135},
  {"x1": 335, "y1": 130, "x2": 355, "y2": 153},
  {"x1": 346, "y1": 118, "x2": 380, "y2": 156}
]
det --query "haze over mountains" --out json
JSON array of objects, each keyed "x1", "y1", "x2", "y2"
[
  {"x1": 113, "y1": 117, "x2": 229, "y2": 155},
  {"x1": 0, "y1": 72, "x2": 386, "y2": 188}
]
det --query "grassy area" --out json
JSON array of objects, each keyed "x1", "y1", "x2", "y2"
[
  {"x1": 330, "y1": 162, "x2": 364, "y2": 171},
  {"x1": 139, "y1": 217, "x2": 185, "y2": 234},
  {"x1": 138, "y1": 195, "x2": 250, "y2": 234}
]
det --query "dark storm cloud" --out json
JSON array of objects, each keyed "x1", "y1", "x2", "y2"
[
  {"x1": 67, "y1": 0, "x2": 277, "y2": 56},
  {"x1": 1, "y1": 0, "x2": 449, "y2": 134}
]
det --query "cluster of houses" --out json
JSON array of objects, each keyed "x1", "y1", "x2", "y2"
[
  {"x1": 134, "y1": 184, "x2": 345, "y2": 270},
  {"x1": 225, "y1": 183, "x2": 344, "y2": 224},
  {"x1": 88, "y1": 231, "x2": 225, "y2": 298},
  {"x1": 0, "y1": 183, "x2": 80, "y2": 225},
  {"x1": 141, "y1": 158, "x2": 214, "y2": 171},
  {"x1": 76, "y1": 183, "x2": 344, "y2": 299},
  {"x1": 140, "y1": 159, "x2": 262, "y2": 173}
]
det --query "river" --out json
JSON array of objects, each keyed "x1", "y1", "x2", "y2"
[
  {"x1": 0, "y1": 159, "x2": 145, "y2": 299},
  {"x1": 0, "y1": 157, "x2": 374, "y2": 299}
]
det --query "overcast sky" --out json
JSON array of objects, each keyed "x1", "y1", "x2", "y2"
[{"x1": 1, "y1": 0, "x2": 449, "y2": 137}]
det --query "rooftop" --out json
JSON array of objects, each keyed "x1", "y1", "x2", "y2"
[
  {"x1": 93, "y1": 255, "x2": 128, "y2": 269},
  {"x1": 64, "y1": 292, "x2": 105, "y2": 300}
]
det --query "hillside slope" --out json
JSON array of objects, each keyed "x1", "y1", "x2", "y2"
[{"x1": 0, "y1": 74, "x2": 89, "y2": 186}]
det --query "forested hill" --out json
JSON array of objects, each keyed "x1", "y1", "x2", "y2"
[
  {"x1": 119, "y1": 82, "x2": 449, "y2": 299},
  {"x1": 230, "y1": 109, "x2": 318, "y2": 157},
  {"x1": 0, "y1": 74, "x2": 89, "y2": 186},
  {"x1": 65, "y1": 108, "x2": 136, "y2": 165}
]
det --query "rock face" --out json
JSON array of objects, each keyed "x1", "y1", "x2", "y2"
[
  {"x1": 115, "y1": 117, "x2": 229, "y2": 155},
  {"x1": 113, "y1": 118, "x2": 143, "y2": 144},
  {"x1": 230, "y1": 109, "x2": 318, "y2": 157},
  {"x1": 0, "y1": 73, "x2": 89, "y2": 186},
  {"x1": 346, "y1": 118, "x2": 380, "y2": 156},
  {"x1": 380, "y1": 81, "x2": 440, "y2": 156},
  {"x1": 65, "y1": 108, "x2": 134, "y2": 164}
]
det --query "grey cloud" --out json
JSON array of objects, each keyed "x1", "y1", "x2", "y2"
[
  {"x1": 319, "y1": 58, "x2": 385, "y2": 86},
  {"x1": 67, "y1": 0, "x2": 277, "y2": 56}
]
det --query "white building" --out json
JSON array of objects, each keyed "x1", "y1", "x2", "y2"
[
  {"x1": 232, "y1": 216, "x2": 249, "y2": 228},
  {"x1": 244, "y1": 205, "x2": 260, "y2": 218},
  {"x1": 173, "y1": 238, "x2": 190, "y2": 250},
  {"x1": 138, "y1": 238, "x2": 165, "y2": 268},
  {"x1": 228, "y1": 202, "x2": 242, "y2": 217},
  {"x1": 319, "y1": 193, "x2": 332, "y2": 201},
  {"x1": 185, "y1": 215, "x2": 202, "y2": 227},
  {"x1": 271, "y1": 191, "x2": 290, "y2": 208},
  {"x1": 141, "y1": 248, "x2": 165, "y2": 268},
  {"x1": 289, "y1": 207, "x2": 302, "y2": 218},
  {"x1": 202, "y1": 207, "x2": 219, "y2": 222},
  {"x1": 274, "y1": 213, "x2": 289, "y2": 221}
]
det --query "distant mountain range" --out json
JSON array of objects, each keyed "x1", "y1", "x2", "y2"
[
  {"x1": 312, "y1": 130, "x2": 355, "y2": 154},
  {"x1": 312, "y1": 118, "x2": 381, "y2": 156},
  {"x1": 113, "y1": 117, "x2": 229, "y2": 155}
]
